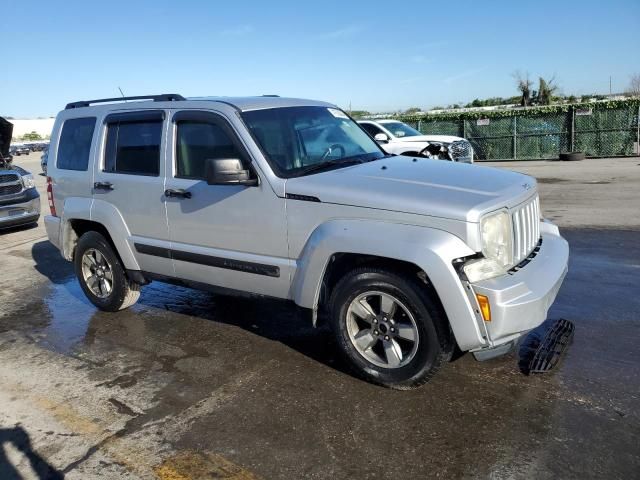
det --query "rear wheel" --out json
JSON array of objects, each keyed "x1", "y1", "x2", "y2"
[
  {"x1": 329, "y1": 267, "x2": 452, "y2": 389},
  {"x1": 74, "y1": 231, "x2": 140, "y2": 311}
]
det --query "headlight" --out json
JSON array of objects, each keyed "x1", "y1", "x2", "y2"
[
  {"x1": 480, "y1": 211, "x2": 512, "y2": 266},
  {"x1": 463, "y1": 210, "x2": 513, "y2": 282},
  {"x1": 21, "y1": 174, "x2": 36, "y2": 189}
]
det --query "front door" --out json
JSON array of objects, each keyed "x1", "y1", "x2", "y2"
[
  {"x1": 91, "y1": 109, "x2": 172, "y2": 274},
  {"x1": 163, "y1": 109, "x2": 291, "y2": 298}
]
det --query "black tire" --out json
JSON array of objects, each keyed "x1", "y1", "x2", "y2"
[
  {"x1": 329, "y1": 267, "x2": 453, "y2": 389},
  {"x1": 559, "y1": 152, "x2": 585, "y2": 161},
  {"x1": 74, "y1": 231, "x2": 140, "y2": 311}
]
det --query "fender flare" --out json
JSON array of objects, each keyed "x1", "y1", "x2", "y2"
[
  {"x1": 60, "y1": 197, "x2": 92, "y2": 261},
  {"x1": 290, "y1": 219, "x2": 488, "y2": 351},
  {"x1": 90, "y1": 199, "x2": 139, "y2": 270},
  {"x1": 60, "y1": 197, "x2": 140, "y2": 270}
]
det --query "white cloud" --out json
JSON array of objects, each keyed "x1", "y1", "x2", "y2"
[
  {"x1": 219, "y1": 25, "x2": 254, "y2": 36},
  {"x1": 410, "y1": 55, "x2": 432, "y2": 64},
  {"x1": 318, "y1": 25, "x2": 363, "y2": 39}
]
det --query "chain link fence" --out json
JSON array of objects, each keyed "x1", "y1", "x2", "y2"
[{"x1": 400, "y1": 102, "x2": 640, "y2": 161}]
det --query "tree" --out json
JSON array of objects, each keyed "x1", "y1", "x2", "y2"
[
  {"x1": 627, "y1": 73, "x2": 640, "y2": 97},
  {"x1": 404, "y1": 107, "x2": 422, "y2": 115},
  {"x1": 536, "y1": 76, "x2": 558, "y2": 105},
  {"x1": 513, "y1": 70, "x2": 533, "y2": 106},
  {"x1": 22, "y1": 131, "x2": 42, "y2": 141}
]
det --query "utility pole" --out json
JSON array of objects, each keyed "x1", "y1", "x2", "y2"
[{"x1": 609, "y1": 76, "x2": 612, "y2": 96}]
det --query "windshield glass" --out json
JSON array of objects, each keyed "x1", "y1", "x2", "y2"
[
  {"x1": 381, "y1": 121, "x2": 422, "y2": 138},
  {"x1": 242, "y1": 106, "x2": 385, "y2": 177}
]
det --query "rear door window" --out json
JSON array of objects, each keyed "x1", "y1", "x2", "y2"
[
  {"x1": 57, "y1": 117, "x2": 96, "y2": 170},
  {"x1": 104, "y1": 113, "x2": 163, "y2": 176}
]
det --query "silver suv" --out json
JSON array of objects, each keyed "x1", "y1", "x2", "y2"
[{"x1": 44, "y1": 94, "x2": 569, "y2": 389}]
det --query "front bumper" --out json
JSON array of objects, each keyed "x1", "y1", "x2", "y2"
[
  {"x1": 0, "y1": 189, "x2": 41, "y2": 229},
  {"x1": 470, "y1": 221, "x2": 569, "y2": 351}
]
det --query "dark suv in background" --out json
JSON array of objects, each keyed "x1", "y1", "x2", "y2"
[{"x1": 0, "y1": 117, "x2": 41, "y2": 229}]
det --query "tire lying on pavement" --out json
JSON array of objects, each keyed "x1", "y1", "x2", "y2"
[{"x1": 558, "y1": 152, "x2": 585, "y2": 161}]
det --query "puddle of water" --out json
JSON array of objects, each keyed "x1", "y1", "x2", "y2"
[
  {"x1": 538, "y1": 177, "x2": 570, "y2": 184},
  {"x1": 39, "y1": 279, "x2": 96, "y2": 354}
]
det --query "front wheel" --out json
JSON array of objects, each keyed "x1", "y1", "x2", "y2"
[
  {"x1": 74, "y1": 231, "x2": 140, "y2": 311},
  {"x1": 329, "y1": 268, "x2": 453, "y2": 389}
]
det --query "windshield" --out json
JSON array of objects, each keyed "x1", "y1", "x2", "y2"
[
  {"x1": 242, "y1": 106, "x2": 385, "y2": 177},
  {"x1": 381, "y1": 121, "x2": 422, "y2": 138}
]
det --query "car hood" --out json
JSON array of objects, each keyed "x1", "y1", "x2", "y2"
[
  {"x1": 391, "y1": 134, "x2": 463, "y2": 144},
  {"x1": 284, "y1": 156, "x2": 536, "y2": 223},
  {"x1": 0, "y1": 117, "x2": 13, "y2": 158}
]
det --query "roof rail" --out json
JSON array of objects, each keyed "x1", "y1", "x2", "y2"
[{"x1": 65, "y1": 94, "x2": 185, "y2": 109}]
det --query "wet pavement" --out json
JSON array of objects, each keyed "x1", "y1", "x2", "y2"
[{"x1": 1, "y1": 155, "x2": 639, "y2": 479}]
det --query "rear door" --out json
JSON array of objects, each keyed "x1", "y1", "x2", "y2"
[{"x1": 91, "y1": 110, "x2": 172, "y2": 274}]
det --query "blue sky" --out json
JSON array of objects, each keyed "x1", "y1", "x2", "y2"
[{"x1": 2, "y1": 0, "x2": 639, "y2": 117}]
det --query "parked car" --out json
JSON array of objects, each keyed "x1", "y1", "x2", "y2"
[
  {"x1": 10, "y1": 145, "x2": 30, "y2": 156},
  {"x1": 358, "y1": 119, "x2": 474, "y2": 163},
  {"x1": 41, "y1": 148, "x2": 48, "y2": 175},
  {"x1": 44, "y1": 94, "x2": 568, "y2": 389},
  {"x1": 0, "y1": 157, "x2": 41, "y2": 229}
]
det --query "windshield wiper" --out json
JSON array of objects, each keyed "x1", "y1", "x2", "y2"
[{"x1": 295, "y1": 158, "x2": 364, "y2": 176}]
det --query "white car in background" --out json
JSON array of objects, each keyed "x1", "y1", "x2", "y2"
[{"x1": 358, "y1": 119, "x2": 474, "y2": 163}]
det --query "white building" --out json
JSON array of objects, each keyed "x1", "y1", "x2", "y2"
[{"x1": 9, "y1": 118, "x2": 55, "y2": 140}]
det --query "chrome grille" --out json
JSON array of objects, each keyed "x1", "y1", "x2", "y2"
[
  {"x1": 449, "y1": 140, "x2": 473, "y2": 162},
  {"x1": 0, "y1": 173, "x2": 19, "y2": 184},
  {"x1": 512, "y1": 195, "x2": 540, "y2": 264}
]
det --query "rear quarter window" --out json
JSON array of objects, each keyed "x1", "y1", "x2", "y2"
[{"x1": 57, "y1": 117, "x2": 96, "y2": 171}]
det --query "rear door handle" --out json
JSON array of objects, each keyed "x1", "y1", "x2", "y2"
[
  {"x1": 164, "y1": 188, "x2": 192, "y2": 199},
  {"x1": 94, "y1": 181, "x2": 113, "y2": 191}
]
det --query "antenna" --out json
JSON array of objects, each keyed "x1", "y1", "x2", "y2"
[{"x1": 118, "y1": 87, "x2": 126, "y2": 101}]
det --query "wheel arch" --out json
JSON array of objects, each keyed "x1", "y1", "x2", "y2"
[
  {"x1": 290, "y1": 219, "x2": 488, "y2": 351},
  {"x1": 61, "y1": 198, "x2": 139, "y2": 270}
]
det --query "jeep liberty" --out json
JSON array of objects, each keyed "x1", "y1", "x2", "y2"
[{"x1": 44, "y1": 94, "x2": 569, "y2": 389}]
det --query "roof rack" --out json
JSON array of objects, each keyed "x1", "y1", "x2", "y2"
[{"x1": 65, "y1": 94, "x2": 185, "y2": 110}]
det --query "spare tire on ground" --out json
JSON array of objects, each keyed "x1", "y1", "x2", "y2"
[{"x1": 559, "y1": 152, "x2": 585, "y2": 161}]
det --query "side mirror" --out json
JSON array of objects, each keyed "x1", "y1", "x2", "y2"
[
  {"x1": 205, "y1": 158, "x2": 258, "y2": 186},
  {"x1": 374, "y1": 133, "x2": 389, "y2": 143}
]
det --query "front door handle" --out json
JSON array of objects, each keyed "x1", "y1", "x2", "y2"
[
  {"x1": 164, "y1": 188, "x2": 192, "y2": 199},
  {"x1": 94, "y1": 181, "x2": 113, "y2": 191}
]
